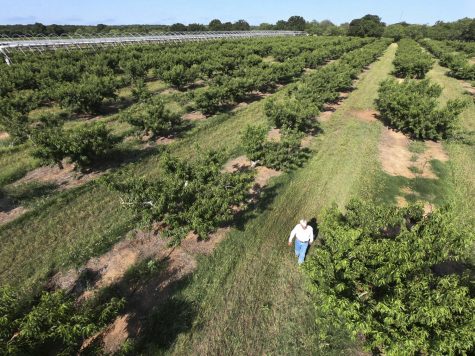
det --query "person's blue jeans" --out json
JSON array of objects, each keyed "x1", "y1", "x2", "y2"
[{"x1": 295, "y1": 240, "x2": 309, "y2": 264}]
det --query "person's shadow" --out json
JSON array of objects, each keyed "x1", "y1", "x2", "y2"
[{"x1": 306, "y1": 217, "x2": 319, "y2": 258}]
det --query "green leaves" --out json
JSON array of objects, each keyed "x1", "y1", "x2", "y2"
[
  {"x1": 393, "y1": 39, "x2": 434, "y2": 79},
  {"x1": 31, "y1": 115, "x2": 116, "y2": 170},
  {"x1": 265, "y1": 96, "x2": 317, "y2": 132},
  {"x1": 421, "y1": 39, "x2": 475, "y2": 81},
  {"x1": 121, "y1": 95, "x2": 182, "y2": 139},
  {"x1": 0, "y1": 287, "x2": 125, "y2": 354},
  {"x1": 161, "y1": 64, "x2": 199, "y2": 89},
  {"x1": 53, "y1": 74, "x2": 118, "y2": 114},
  {"x1": 104, "y1": 150, "x2": 255, "y2": 240},
  {"x1": 376, "y1": 78, "x2": 467, "y2": 139},
  {"x1": 304, "y1": 200, "x2": 475, "y2": 355},
  {"x1": 241, "y1": 124, "x2": 310, "y2": 171}
]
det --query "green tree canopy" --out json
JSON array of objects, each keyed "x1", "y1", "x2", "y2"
[
  {"x1": 304, "y1": 200, "x2": 475, "y2": 355},
  {"x1": 208, "y1": 19, "x2": 223, "y2": 31},
  {"x1": 286, "y1": 16, "x2": 306, "y2": 31},
  {"x1": 348, "y1": 14, "x2": 386, "y2": 37}
]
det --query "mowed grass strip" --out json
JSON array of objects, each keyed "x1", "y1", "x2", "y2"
[
  {"x1": 141, "y1": 44, "x2": 397, "y2": 355},
  {"x1": 427, "y1": 64, "x2": 475, "y2": 230}
]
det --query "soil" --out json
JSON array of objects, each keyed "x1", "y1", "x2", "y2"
[
  {"x1": 160, "y1": 88, "x2": 179, "y2": 95},
  {"x1": 461, "y1": 81, "x2": 475, "y2": 95},
  {"x1": 13, "y1": 163, "x2": 101, "y2": 191},
  {"x1": 379, "y1": 128, "x2": 413, "y2": 178},
  {"x1": 181, "y1": 227, "x2": 231, "y2": 256},
  {"x1": 349, "y1": 109, "x2": 378, "y2": 123},
  {"x1": 317, "y1": 92, "x2": 350, "y2": 123},
  {"x1": 222, "y1": 155, "x2": 253, "y2": 173},
  {"x1": 254, "y1": 166, "x2": 282, "y2": 188},
  {"x1": 317, "y1": 110, "x2": 334, "y2": 122},
  {"x1": 155, "y1": 136, "x2": 177, "y2": 145},
  {"x1": 0, "y1": 131, "x2": 10, "y2": 140},
  {"x1": 267, "y1": 128, "x2": 282, "y2": 142},
  {"x1": 182, "y1": 111, "x2": 206, "y2": 121},
  {"x1": 378, "y1": 128, "x2": 448, "y2": 179},
  {"x1": 0, "y1": 198, "x2": 28, "y2": 225},
  {"x1": 301, "y1": 135, "x2": 314, "y2": 148},
  {"x1": 78, "y1": 227, "x2": 230, "y2": 353},
  {"x1": 50, "y1": 230, "x2": 168, "y2": 296}
]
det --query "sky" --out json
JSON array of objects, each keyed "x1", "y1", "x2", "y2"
[{"x1": 1, "y1": 0, "x2": 474, "y2": 26}]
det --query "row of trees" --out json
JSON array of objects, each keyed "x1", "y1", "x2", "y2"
[
  {"x1": 304, "y1": 200, "x2": 474, "y2": 355},
  {"x1": 103, "y1": 150, "x2": 255, "y2": 240},
  {"x1": 375, "y1": 39, "x2": 468, "y2": 140},
  {"x1": 1, "y1": 286, "x2": 125, "y2": 354},
  {"x1": 420, "y1": 39, "x2": 475, "y2": 81},
  {"x1": 264, "y1": 39, "x2": 391, "y2": 134},
  {"x1": 241, "y1": 125, "x2": 309, "y2": 171},
  {"x1": 376, "y1": 79, "x2": 466, "y2": 140},
  {"x1": 393, "y1": 39, "x2": 434, "y2": 79},
  {"x1": 193, "y1": 37, "x2": 371, "y2": 115},
  {"x1": 1, "y1": 36, "x2": 332, "y2": 118},
  {"x1": 1, "y1": 17, "x2": 474, "y2": 41}
]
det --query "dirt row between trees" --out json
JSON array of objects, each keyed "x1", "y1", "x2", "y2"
[
  {"x1": 377, "y1": 124, "x2": 448, "y2": 212},
  {"x1": 0, "y1": 163, "x2": 103, "y2": 225},
  {"x1": 45, "y1": 159, "x2": 281, "y2": 353}
]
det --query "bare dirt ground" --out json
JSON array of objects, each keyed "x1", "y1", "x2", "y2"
[
  {"x1": 379, "y1": 127, "x2": 448, "y2": 214},
  {"x1": 222, "y1": 155, "x2": 253, "y2": 173},
  {"x1": 0, "y1": 201, "x2": 28, "y2": 225},
  {"x1": 0, "y1": 131, "x2": 10, "y2": 140},
  {"x1": 160, "y1": 88, "x2": 180, "y2": 95},
  {"x1": 378, "y1": 128, "x2": 448, "y2": 179},
  {"x1": 317, "y1": 92, "x2": 351, "y2": 122},
  {"x1": 301, "y1": 135, "x2": 314, "y2": 148},
  {"x1": 267, "y1": 128, "x2": 282, "y2": 142},
  {"x1": 460, "y1": 81, "x2": 475, "y2": 95},
  {"x1": 13, "y1": 163, "x2": 101, "y2": 191},
  {"x1": 155, "y1": 136, "x2": 177, "y2": 145},
  {"x1": 395, "y1": 192, "x2": 433, "y2": 216},
  {"x1": 349, "y1": 109, "x2": 378, "y2": 123},
  {"x1": 0, "y1": 164, "x2": 102, "y2": 225},
  {"x1": 182, "y1": 111, "x2": 206, "y2": 121},
  {"x1": 254, "y1": 166, "x2": 282, "y2": 188}
]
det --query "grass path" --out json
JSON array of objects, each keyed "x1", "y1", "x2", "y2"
[
  {"x1": 140, "y1": 43, "x2": 398, "y2": 355},
  {"x1": 427, "y1": 64, "x2": 475, "y2": 229}
]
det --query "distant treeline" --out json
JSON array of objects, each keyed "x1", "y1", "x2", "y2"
[{"x1": 0, "y1": 15, "x2": 474, "y2": 41}]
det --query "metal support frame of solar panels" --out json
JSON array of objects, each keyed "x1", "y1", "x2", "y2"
[{"x1": 0, "y1": 31, "x2": 306, "y2": 65}]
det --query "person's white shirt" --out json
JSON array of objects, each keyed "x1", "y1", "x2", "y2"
[{"x1": 289, "y1": 223, "x2": 314, "y2": 244}]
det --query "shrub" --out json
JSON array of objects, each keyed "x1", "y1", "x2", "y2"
[
  {"x1": 376, "y1": 78, "x2": 466, "y2": 139},
  {"x1": 66, "y1": 123, "x2": 116, "y2": 170},
  {"x1": 31, "y1": 115, "x2": 116, "y2": 170},
  {"x1": 304, "y1": 200, "x2": 475, "y2": 355},
  {"x1": 54, "y1": 75, "x2": 118, "y2": 114},
  {"x1": 103, "y1": 150, "x2": 255, "y2": 239},
  {"x1": 30, "y1": 114, "x2": 68, "y2": 168},
  {"x1": 161, "y1": 64, "x2": 199, "y2": 89},
  {"x1": 393, "y1": 39, "x2": 434, "y2": 79},
  {"x1": 0, "y1": 107, "x2": 29, "y2": 144},
  {"x1": 0, "y1": 287, "x2": 125, "y2": 354},
  {"x1": 265, "y1": 97, "x2": 318, "y2": 132},
  {"x1": 241, "y1": 125, "x2": 310, "y2": 171},
  {"x1": 121, "y1": 96, "x2": 182, "y2": 139},
  {"x1": 131, "y1": 79, "x2": 152, "y2": 102},
  {"x1": 193, "y1": 87, "x2": 227, "y2": 115}
]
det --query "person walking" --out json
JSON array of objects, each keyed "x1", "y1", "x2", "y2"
[{"x1": 288, "y1": 219, "x2": 314, "y2": 264}]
